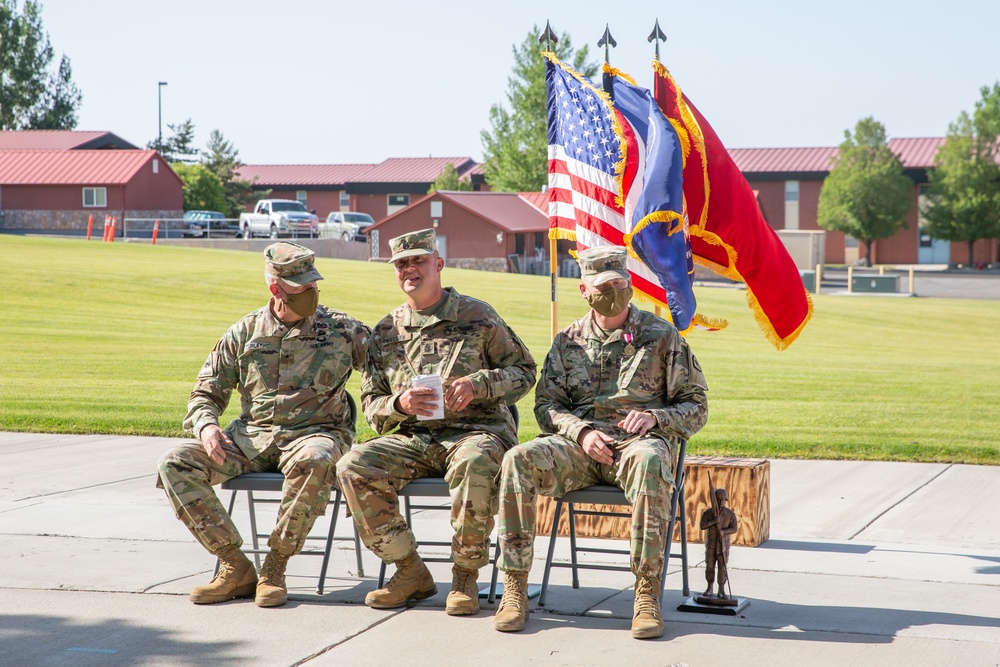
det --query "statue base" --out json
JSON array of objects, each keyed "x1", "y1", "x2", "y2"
[{"x1": 677, "y1": 595, "x2": 750, "y2": 616}]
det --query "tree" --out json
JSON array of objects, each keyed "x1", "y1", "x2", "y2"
[
  {"x1": 172, "y1": 163, "x2": 228, "y2": 213},
  {"x1": 0, "y1": 0, "x2": 81, "y2": 130},
  {"x1": 921, "y1": 83, "x2": 1000, "y2": 267},
  {"x1": 427, "y1": 163, "x2": 473, "y2": 193},
  {"x1": 201, "y1": 129, "x2": 263, "y2": 217},
  {"x1": 817, "y1": 117, "x2": 913, "y2": 266},
  {"x1": 148, "y1": 118, "x2": 198, "y2": 163},
  {"x1": 481, "y1": 26, "x2": 598, "y2": 192}
]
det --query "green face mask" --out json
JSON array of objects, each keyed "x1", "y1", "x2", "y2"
[
  {"x1": 281, "y1": 286, "x2": 319, "y2": 318},
  {"x1": 586, "y1": 286, "x2": 632, "y2": 317}
]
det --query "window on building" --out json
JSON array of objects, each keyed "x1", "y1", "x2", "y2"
[
  {"x1": 152, "y1": 159, "x2": 159, "y2": 174},
  {"x1": 784, "y1": 181, "x2": 799, "y2": 202},
  {"x1": 339, "y1": 191, "x2": 350, "y2": 210},
  {"x1": 296, "y1": 190, "x2": 308, "y2": 206},
  {"x1": 387, "y1": 194, "x2": 410, "y2": 215},
  {"x1": 83, "y1": 187, "x2": 107, "y2": 208}
]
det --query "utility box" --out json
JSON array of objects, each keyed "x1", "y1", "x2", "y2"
[
  {"x1": 777, "y1": 229, "x2": 826, "y2": 270},
  {"x1": 799, "y1": 270, "x2": 816, "y2": 293},
  {"x1": 852, "y1": 274, "x2": 900, "y2": 293}
]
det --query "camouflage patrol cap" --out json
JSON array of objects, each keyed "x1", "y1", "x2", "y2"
[
  {"x1": 264, "y1": 241, "x2": 323, "y2": 286},
  {"x1": 577, "y1": 246, "x2": 630, "y2": 286},
  {"x1": 388, "y1": 228, "x2": 436, "y2": 263}
]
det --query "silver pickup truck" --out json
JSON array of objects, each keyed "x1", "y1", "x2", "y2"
[
  {"x1": 318, "y1": 211, "x2": 375, "y2": 241},
  {"x1": 239, "y1": 199, "x2": 319, "y2": 239}
]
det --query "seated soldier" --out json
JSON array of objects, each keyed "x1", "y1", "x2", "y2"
[
  {"x1": 337, "y1": 228, "x2": 536, "y2": 616},
  {"x1": 157, "y1": 242, "x2": 369, "y2": 608},
  {"x1": 493, "y1": 245, "x2": 708, "y2": 639}
]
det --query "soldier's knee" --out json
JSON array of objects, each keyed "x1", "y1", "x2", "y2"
[{"x1": 501, "y1": 444, "x2": 537, "y2": 477}]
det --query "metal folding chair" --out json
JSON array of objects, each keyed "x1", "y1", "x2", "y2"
[
  {"x1": 538, "y1": 439, "x2": 689, "y2": 605},
  {"x1": 216, "y1": 393, "x2": 364, "y2": 595}
]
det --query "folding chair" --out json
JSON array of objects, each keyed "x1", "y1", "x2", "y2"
[
  {"x1": 537, "y1": 439, "x2": 689, "y2": 605},
  {"x1": 217, "y1": 394, "x2": 364, "y2": 595},
  {"x1": 374, "y1": 405, "x2": 520, "y2": 604}
]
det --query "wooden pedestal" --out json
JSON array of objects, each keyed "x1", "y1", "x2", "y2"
[{"x1": 535, "y1": 457, "x2": 770, "y2": 547}]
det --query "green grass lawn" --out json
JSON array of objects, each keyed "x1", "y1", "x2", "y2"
[{"x1": 2, "y1": 235, "x2": 998, "y2": 464}]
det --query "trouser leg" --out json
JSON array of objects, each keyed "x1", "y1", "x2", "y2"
[
  {"x1": 613, "y1": 437, "x2": 675, "y2": 578},
  {"x1": 717, "y1": 550, "x2": 730, "y2": 591},
  {"x1": 156, "y1": 439, "x2": 258, "y2": 555},
  {"x1": 705, "y1": 547, "x2": 718, "y2": 589},
  {"x1": 268, "y1": 433, "x2": 348, "y2": 557},
  {"x1": 443, "y1": 433, "x2": 506, "y2": 570},
  {"x1": 497, "y1": 435, "x2": 599, "y2": 572},
  {"x1": 336, "y1": 435, "x2": 437, "y2": 564}
]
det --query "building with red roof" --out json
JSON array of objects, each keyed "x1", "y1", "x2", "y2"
[
  {"x1": 237, "y1": 157, "x2": 484, "y2": 223},
  {"x1": 732, "y1": 137, "x2": 1000, "y2": 266},
  {"x1": 364, "y1": 190, "x2": 560, "y2": 273},
  {"x1": 0, "y1": 149, "x2": 182, "y2": 234},
  {"x1": 0, "y1": 130, "x2": 139, "y2": 151}
]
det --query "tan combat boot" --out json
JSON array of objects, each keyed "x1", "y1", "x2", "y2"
[
  {"x1": 631, "y1": 575, "x2": 664, "y2": 639},
  {"x1": 255, "y1": 550, "x2": 290, "y2": 607},
  {"x1": 445, "y1": 564, "x2": 480, "y2": 616},
  {"x1": 494, "y1": 570, "x2": 530, "y2": 632},
  {"x1": 189, "y1": 545, "x2": 257, "y2": 604},
  {"x1": 365, "y1": 551, "x2": 437, "y2": 609}
]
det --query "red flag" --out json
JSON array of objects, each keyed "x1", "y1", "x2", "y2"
[{"x1": 653, "y1": 61, "x2": 812, "y2": 349}]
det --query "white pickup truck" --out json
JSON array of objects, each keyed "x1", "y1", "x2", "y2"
[{"x1": 239, "y1": 199, "x2": 319, "y2": 239}]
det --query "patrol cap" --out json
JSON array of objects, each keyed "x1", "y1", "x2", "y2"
[
  {"x1": 388, "y1": 228, "x2": 436, "y2": 263},
  {"x1": 577, "y1": 246, "x2": 630, "y2": 286},
  {"x1": 264, "y1": 241, "x2": 323, "y2": 286}
]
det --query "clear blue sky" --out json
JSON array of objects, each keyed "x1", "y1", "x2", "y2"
[{"x1": 41, "y1": 0, "x2": 1000, "y2": 165}]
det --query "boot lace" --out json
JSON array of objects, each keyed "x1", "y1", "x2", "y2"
[
  {"x1": 500, "y1": 573, "x2": 526, "y2": 612},
  {"x1": 262, "y1": 553, "x2": 288, "y2": 585},
  {"x1": 635, "y1": 578, "x2": 661, "y2": 619},
  {"x1": 453, "y1": 567, "x2": 475, "y2": 594}
]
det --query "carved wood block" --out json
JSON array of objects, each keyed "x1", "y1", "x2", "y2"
[{"x1": 535, "y1": 457, "x2": 770, "y2": 547}]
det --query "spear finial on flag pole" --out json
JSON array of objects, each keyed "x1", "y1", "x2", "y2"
[
  {"x1": 648, "y1": 19, "x2": 667, "y2": 62},
  {"x1": 598, "y1": 24, "x2": 617, "y2": 65},
  {"x1": 539, "y1": 20, "x2": 558, "y2": 51}
]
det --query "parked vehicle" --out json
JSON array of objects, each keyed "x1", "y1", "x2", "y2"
[
  {"x1": 318, "y1": 211, "x2": 375, "y2": 241},
  {"x1": 182, "y1": 210, "x2": 242, "y2": 238},
  {"x1": 239, "y1": 200, "x2": 319, "y2": 239}
]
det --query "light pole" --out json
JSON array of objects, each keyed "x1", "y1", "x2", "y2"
[{"x1": 157, "y1": 81, "x2": 168, "y2": 147}]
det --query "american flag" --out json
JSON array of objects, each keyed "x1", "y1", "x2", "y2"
[{"x1": 545, "y1": 54, "x2": 669, "y2": 308}]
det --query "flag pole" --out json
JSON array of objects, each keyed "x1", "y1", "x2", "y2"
[
  {"x1": 541, "y1": 21, "x2": 560, "y2": 340},
  {"x1": 648, "y1": 20, "x2": 667, "y2": 319}
]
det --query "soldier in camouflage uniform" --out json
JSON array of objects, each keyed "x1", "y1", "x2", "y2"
[
  {"x1": 494, "y1": 246, "x2": 708, "y2": 639},
  {"x1": 337, "y1": 228, "x2": 536, "y2": 616},
  {"x1": 157, "y1": 242, "x2": 369, "y2": 608}
]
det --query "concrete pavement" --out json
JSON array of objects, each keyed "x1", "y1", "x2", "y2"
[{"x1": 1, "y1": 431, "x2": 998, "y2": 666}]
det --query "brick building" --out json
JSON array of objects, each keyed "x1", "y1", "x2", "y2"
[{"x1": 733, "y1": 137, "x2": 999, "y2": 266}]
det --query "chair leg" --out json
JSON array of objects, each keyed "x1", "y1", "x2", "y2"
[
  {"x1": 317, "y1": 492, "x2": 341, "y2": 595},
  {"x1": 538, "y1": 500, "x2": 564, "y2": 606},
  {"x1": 679, "y1": 476, "x2": 690, "y2": 597},
  {"x1": 247, "y1": 490, "x2": 262, "y2": 570},
  {"x1": 488, "y1": 540, "x2": 501, "y2": 604},
  {"x1": 567, "y1": 502, "x2": 580, "y2": 590},
  {"x1": 353, "y1": 520, "x2": 365, "y2": 578}
]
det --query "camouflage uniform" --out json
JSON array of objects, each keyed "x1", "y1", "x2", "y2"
[
  {"x1": 157, "y1": 243, "x2": 369, "y2": 558},
  {"x1": 498, "y1": 303, "x2": 708, "y2": 577},
  {"x1": 338, "y1": 249, "x2": 536, "y2": 569},
  {"x1": 701, "y1": 503, "x2": 738, "y2": 591}
]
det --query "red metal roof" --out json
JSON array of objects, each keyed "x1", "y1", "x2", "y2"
[
  {"x1": 887, "y1": 137, "x2": 946, "y2": 169},
  {"x1": 348, "y1": 157, "x2": 476, "y2": 183},
  {"x1": 729, "y1": 146, "x2": 839, "y2": 173},
  {"x1": 436, "y1": 191, "x2": 548, "y2": 233},
  {"x1": 236, "y1": 163, "x2": 371, "y2": 187},
  {"x1": 517, "y1": 191, "x2": 548, "y2": 214},
  {"x1": 0, "y1": 150, "x2": 164, "y2": 185},
  {"x1": 0, "y1": 130, "x2": 137, "y2": 150},
  {"x1": 731, "y1": 138, "x2": 948, "y2": 173},
  {"x1": 237, "y1": 157, "x2": 477, "y2": 186}
]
